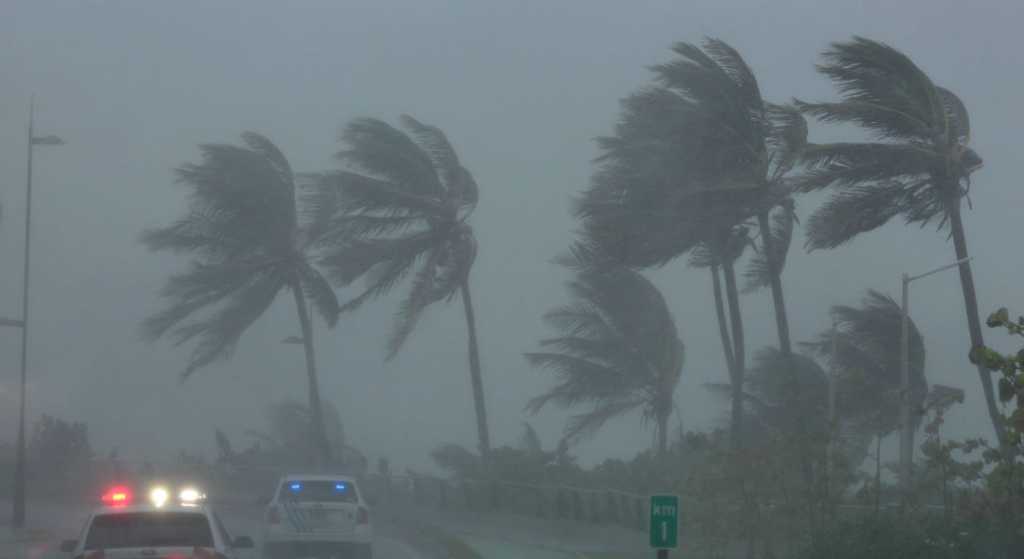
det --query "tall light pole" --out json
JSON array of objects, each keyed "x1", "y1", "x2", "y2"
[
  {"x1": 825, "y1": 318, "x2": 838, "y2": 503},
  {"x1": 10, "y1": 96, "x2": 64, "y2": 528},
  {"x1": 899, "y1": 256, "x2": 972, "y2": 504}
]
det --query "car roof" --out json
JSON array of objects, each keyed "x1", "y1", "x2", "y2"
[
  {"x1": 278, "y1": 474, "x2": 358, "y2": 483},
  {"x1": 90, "y1": 504, "x2": 211, "y2": 516}
]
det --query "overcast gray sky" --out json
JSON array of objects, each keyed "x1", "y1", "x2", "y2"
[{"x1": 2, "y1": 0, "x2": 1023, "y2": 473}]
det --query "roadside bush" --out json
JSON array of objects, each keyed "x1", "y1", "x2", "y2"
[{"x1": 795, "y1": 513, "x2": 1005, "y2": 559}]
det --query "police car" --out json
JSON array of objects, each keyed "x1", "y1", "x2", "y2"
[
  {"x1": 262, "y1": 474, "x2": 372, "y2": 559},
  {"x1": 61, "y1": 484, "x2": 255, "y2": 559}
]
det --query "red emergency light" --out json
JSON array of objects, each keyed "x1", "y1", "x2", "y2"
[{"x1": 101, "y1": 486, "x2": 133, "y2": 507}]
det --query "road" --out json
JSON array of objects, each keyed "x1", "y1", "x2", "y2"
[{"x1": 0, "y1": 500, "x2": 424, "y2": 559}]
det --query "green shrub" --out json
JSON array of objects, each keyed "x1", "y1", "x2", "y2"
[{"x1": 795, "y1": 513, "x2": 1006, "y2": 559}]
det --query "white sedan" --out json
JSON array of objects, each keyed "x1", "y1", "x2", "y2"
[{"x1": 262, "y1": 474, "x2": 372, "y2": 559}]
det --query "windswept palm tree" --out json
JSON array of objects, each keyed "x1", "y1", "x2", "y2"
[
  {"x1": 141, "y1": 132, "x2": 339, "y2": 466},
  {"x1": 305, "y1": 116, "x2": 490, "y2": 459},
  {"x1": 803, "y1": 289, "x2": 928, "y2": 474},
  {"x1": 525, "y1": 263, "x2": 684, "y2": 455},
  {"x1": 794, "y1": 36, "x2": 1000, "y2": 443},
  {"x1": 572, "y1": 38, "x2": 806, "y2": 446}
]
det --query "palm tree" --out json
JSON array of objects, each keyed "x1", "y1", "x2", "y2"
[
  {"x1": 141, "y1": 132, "x2": 340, "y2": 466},
  {"x1": 304, "y1": 116, "x2": 489, "y2": 460},
  {"x1": 525, "y1": 264, "x2": 684, "y2": 455},
  {"x1": 803, "y1": 289, "x2": 928, "y2": 493},
  {"x1": 794, "y1": 36, "x2": 1000, "y2": 444},
  {"x1": 573, "y1": 38, "x2": 806, "y2": 446},
  {"x1": 648, "y1": 39, "x2": 810, "y2": 356}
]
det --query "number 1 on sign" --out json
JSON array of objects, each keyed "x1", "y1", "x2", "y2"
[{"x1": 661, "y1": 520, "x2": 668, "y2": 541}]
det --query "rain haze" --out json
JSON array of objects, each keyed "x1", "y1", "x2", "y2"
[{"x1": 2, "y1": 4, "x2": 1024, "y2": 551}]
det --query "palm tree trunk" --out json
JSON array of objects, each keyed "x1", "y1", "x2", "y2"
[
  {"x1": 723, "y1": 260, "x2": 746, "y2": 449},
  {"x1": 712, "y1": 264, "x2": 745, "y2": 447},
  {"x1": 948, "y1": 200, "x2": 1007, "y2": 447},
  {"x1": 711, "y1": 265, "x2": 737, "y2": 377},
  {"x1": 460, "y1": 279, "x2": 492, "y2": 465},
  {"x1": 656, "y1": 411, "x2": 669, "y2": 457},
  {"x1": 291, "y1": 283, "x2": 331, "y2": 467},
  {"x1": 757, "y1": 212, "x2": 792, "y2": 355},
  {"x1": 874, "y1": 433, "x2": 882, "y2": 513}
]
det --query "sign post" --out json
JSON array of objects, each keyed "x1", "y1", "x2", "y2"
[{"x1": 649, "y1": 494, "x2": 679, "y2": 557}]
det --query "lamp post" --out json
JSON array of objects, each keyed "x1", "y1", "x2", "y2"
[
  {"x1": 825, "y1": 318, "x2": 838, "y2": 504},
  {"x1": 10, "y1": 96, "x2": 65, "y2": 528},
  {"x1": 899, "y1": 256, "x2": 972, "y2": 503}
]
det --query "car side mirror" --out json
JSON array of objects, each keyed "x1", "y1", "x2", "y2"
[
  {"x1": 60, "y1": 540, "x2": 77, "y2": 553},
  {"x1": 232, "y1": 536, "x2": 254, "y2": 549}
]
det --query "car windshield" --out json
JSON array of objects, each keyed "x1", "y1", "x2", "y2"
[
  {"x1": 278, "y1": 480, "x2": 358, "y2": 504},
  {"x1": 84, "y1": 513, "x2": 214, "y2": 550}
]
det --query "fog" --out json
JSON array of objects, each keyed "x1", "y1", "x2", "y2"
[{"x1": 1, "y1": 0, "x2": 1022, "y2": 475}]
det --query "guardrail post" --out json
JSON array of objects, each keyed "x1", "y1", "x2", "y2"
[
  {"x1": 412, "y1": 476, "x2": 423, "y2": 505},
  {"x1": 606, "y1": 491, "x2": 617, "y2": 524},
  {"x1": 572, "y1": 489, "x2": 584, "y2": 521},
  {"x1": 490, "y1": 480, "x2": 500, "y2": 511},
  {"x1": 462, "y1": 481, "x2": 473, "y2": 511}
]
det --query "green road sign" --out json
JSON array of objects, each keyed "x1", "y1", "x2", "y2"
[{"x1": 649, "y1": 494, "x2": 679, "y2": 548}]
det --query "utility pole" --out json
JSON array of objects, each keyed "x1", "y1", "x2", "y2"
[
  {"x1": 10, "y1": 96, "x2": 64, "y2": 528},
  {"x1": 899, "y1": 256, "x2": 972, "y2": 505},
  {"x1": 826, "y1": 319, "x2": 838, "y2": 505}
]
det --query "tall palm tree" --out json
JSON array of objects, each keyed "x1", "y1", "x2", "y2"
[
  {"x1": 141, "y1": 132, "x2": 340, "y2": 466},
  {"x1": 305, "y1": 116, "x2": 490, "y2": 460},
  {"x1": 525, "y1": 264, "x2": 684, "y2": 455},
  {"x1": 647, "y1": 39, "x2": 809, "y2": 356},
  {"x1": 794, "y1": 36, "x2": 1000, "y2": 443},
  {"x1": 573, "y1": 38, "x2": 806, "y2": 446}
]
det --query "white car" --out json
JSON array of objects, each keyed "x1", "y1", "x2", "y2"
[
  {"x1": 61, "y1": 485, "x2": 254, "y2": 559},
  {"x1": 262, "y1": 474, "x2": 372, "y2": 559}
]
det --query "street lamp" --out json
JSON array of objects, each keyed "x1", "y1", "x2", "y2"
[
  {"x1": 899, "y1": 256, "x2": 972, "y2": 503},
  {"x1": 10, "y1": 96, "x2": 65, "y2": 528}
]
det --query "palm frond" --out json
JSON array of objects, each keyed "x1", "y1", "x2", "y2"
[
  {"x1": 319, "y1": 230, "x2": 441, "y2": 287},
  {"x1": 386, "y1": 246, "x2": 445, "y2": 359},
  {"x1": 814, "y1": 36, "x2": 939, "y2": 139},
  {"x1": 174, "y1": 269, "x2": 286, "y2": 380},
  {"x1": 936, "y1": 86, "x2": 970, "y2": 146},
  {"x1": 242, "y1": 132, "x2": 295, "y2": 191},
  {"x1": 804, "y1": 183, "x2": 905, "y2": 250},
  {"x1": 766, "y1": 103, "x2": 808, "y2": 177},
  {"x1": 561, "y1": 397, "x2": 647, "y2": 446},
  {"x1": 399, "y1": 115, "x2": 463, "y2": 195},
  {"x1": 520, "y1": 423, "x2": 543, "y2": 454},
  {"x1": 743, "y1": 200, "x2": 796, "y2": 292},
  {"x1": 298, "y1": 261, "x2": 341, "y2": 328},
  {"x1": 796, "y1": 142, "x2": 936, "y2": 192},
  {"x1": 304, "y1": 170, "x2": 445, "y2": 220},
  {"x1": 338, "y1": 118, "x2": 444, "y2": 198}
]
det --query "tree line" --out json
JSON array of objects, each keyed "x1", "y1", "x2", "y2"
[{"x1": 142, "y1": 35, "x2": 1005, "y2": 473}]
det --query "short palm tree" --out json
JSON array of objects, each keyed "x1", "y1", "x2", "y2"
[
  {"x1": 305, "y1": 116, "x2": 490, "y2": 459},
  {"x1": 803, "y1": 290, "x2": 928, "y2": 471},
  {"x1": 141, "y1": 132, "x2": 340, "y2": 466},
  {"x1": 525, "y1": 263, "x2": 684, "y2": 455},
  {"x1": 794, "y1": 36, "x2": 1000, "y2": 443}
]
